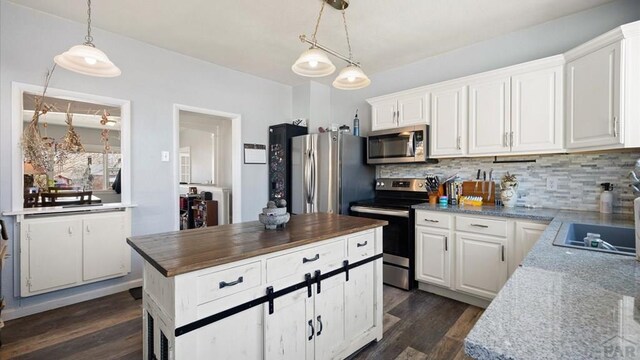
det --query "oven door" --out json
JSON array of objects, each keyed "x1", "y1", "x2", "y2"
[{"x1": 349, "y1": 206, "x2": 413, "y2": 290}]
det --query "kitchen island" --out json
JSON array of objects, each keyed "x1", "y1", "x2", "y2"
[{"x1": 127, "y1": 213, "x2": 387, "y2": 360}]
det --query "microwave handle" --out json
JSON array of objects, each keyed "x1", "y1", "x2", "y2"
[{"x1": 406, "y1": 132, "x2": 415, "y2": 157}]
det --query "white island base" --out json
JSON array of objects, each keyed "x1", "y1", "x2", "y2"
[{"x1": 139, "y1": 226, "x2": 384, "y2": 360}]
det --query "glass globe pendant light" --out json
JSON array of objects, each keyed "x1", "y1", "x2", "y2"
[
  {"x1": 54, "y1": 0, "x2": 121, "y2": 77},
  {"x1": 292, "y1": 1, "x2": 335, "y2": 77},
  {"x1": 332, "y1": 65, "x2": 370, "y2": 90}
]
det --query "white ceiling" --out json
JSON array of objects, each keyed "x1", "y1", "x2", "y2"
[{"x1": 11, "y1": 0, "x2": 614, "y2": 86}]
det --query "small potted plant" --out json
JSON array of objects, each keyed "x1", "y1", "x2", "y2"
[{"x1": 500, "y1": 172, "x2": 518, "y2": 207}]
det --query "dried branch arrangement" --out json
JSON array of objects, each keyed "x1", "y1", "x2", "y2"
[
  {"x1": 59, "y1": 102, "x2": 85, "y2": 154},
  {"x1": 21, "y1": 66, "x2": 56, "y2": 173},
  {"x1": 100, "y1": 110, "x2": 111, "y2": 152}
]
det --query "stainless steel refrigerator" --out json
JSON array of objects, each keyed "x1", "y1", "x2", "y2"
[{"x1": 291, "y1": 132, "x2": 374, "y2": 215}]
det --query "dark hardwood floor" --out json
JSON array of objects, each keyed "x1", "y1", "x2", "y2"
[{"x1": 0, "y1": 286, "x2": 482, "y2": 359}]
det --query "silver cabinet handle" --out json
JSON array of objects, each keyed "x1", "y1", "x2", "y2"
[
  {"x1": 316, "y1": 315, "x2": 323, "y2": 336},
  {"x1": 219, "y1": 276, "x2": 243, "y2": 289},
  {"x1": 501, "y1": 245, "x2": 505, "y2": 262},
  {"x1": 308, "y1": 320, "x2": 314, "y2": 341},
  {"x1": 444, "y1": 236, "x2": 448, "y2": 252},
  {"x1": 68, "y1": 226, "x2": 73, "y2": 235},
  {"x1": 504, "y1": 132, "x2": 509, "y2": 147},
  {"x1": 613, "y1": 116, "x2": 618, "y2": 137},
  {"x1": 470, "y1": 223, "x2": 489, "y2": 228},
  {"x1": 357, "y1": 241, "x2": 368, "y2": 247},
  {"x1": 510, "y1": 132, "x2": 514, "y2": 147},
  {"x1": 424, "y1": 219, "x2": 439, "y2": 223},
  {"x1": 86, "y1": 224, "x2": 90, "y2": 233},
  {"x1": 303, "y1": 254, "x2": 320, "y2": 263},
  {"x1": 456, "y1": 136, "x2": 461, "y2": 150}
]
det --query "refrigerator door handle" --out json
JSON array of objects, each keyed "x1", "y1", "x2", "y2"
[
  {"x1": 304, "y1": 150, "x2": 312, "y2": 205},
  {"x1": 310, "y1": 150, "x2": 316, "y2": 208}
]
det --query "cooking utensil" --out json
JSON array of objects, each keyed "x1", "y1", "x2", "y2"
[
  {"x1": 475, "y1": 169, "x2": 481, "y2": 192},
  {"x1": 488, "y1": 169, "x2": 494, "y2": 202}
]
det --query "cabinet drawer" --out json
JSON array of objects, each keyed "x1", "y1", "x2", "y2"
[
  {"x1": 348, "y1": 231, "x2": 375, "y2": 261},
  {"x1": 267, "y1": 240, "x2": 345, "y2": 283},
  {"x1": 415, "y1": 210, "x2": 451, "y2": 229},
  {"x1": 456, "y1": 216, "x2": 506, "y2": 237},
  {"x1": 197, "y1": 261, "x2": 262, "y2": 305}
]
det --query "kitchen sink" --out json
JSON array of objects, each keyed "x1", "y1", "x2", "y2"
[{"x1": 553, "y1": 223, "x2": 636, "y2": 256}]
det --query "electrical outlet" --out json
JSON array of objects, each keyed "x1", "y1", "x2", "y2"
[
  {"x1": 546, "y1": 177, "x2": 558, "y2": 191},
  {"x1": 161, "y1": 151, "x2": 170, "y2": 162}
]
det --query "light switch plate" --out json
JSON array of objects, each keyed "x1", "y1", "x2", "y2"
[{"x1": 161, "y1": 151, "x2": 170, "y2": 162}]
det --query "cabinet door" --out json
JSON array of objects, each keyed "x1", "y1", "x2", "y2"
[
  {"x1": 397, "y1": 92, "x2": 429, "y2": 126},
  {"x1": 345, "y1": 262, "x2": 375, "y2": 339},
  {"x1": 415, "y1": 227, "x2": 451, "y2": 287},
  {"x1": 512, "y1": 221, "x2": 548, "y2": 275},
  {"x1": 511, "y1": 66, "x2": 564, "y2": 153},
  {"x1": 566, "y1": 42, "x2": 622, "y2": 149},
  {"x1": 371, "y1": 99, "x2": 398, "y2": 131},
  {"x1": 468, "y1": 77, "x2": 511, "y2": 155},
  {"x1": 430, "y1": 85, "x2": 467, "y2": 157},
  {"x1": 455, "y1": 232, "x2": 507, "y2": 299},
  {"x1": 314, "y1": 276, "x2": 346, "y2": 360},
  {"x1": 83, "y1": 214, "x2": 126, "y2": 281},
  {"x1": 265, "y1": 288, "x2": 314, "y2": 360},
  {"x1": 24, "y1": 218, "x2": 82, "y2": 295}
]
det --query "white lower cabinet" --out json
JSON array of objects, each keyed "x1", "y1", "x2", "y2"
[
  {"x1": 455, "y1": 232, "x2": 507, "y2": 299},
  {"x1": 146, "y1": 228, "x2": 383, "y2": 360},
  {"x1": 415, "y1": 226, "x2": 451, "y2": 288},
  {"x1": 20, "y1": 209, "x2": 131, "y2": 296},
  {"x1": 415, "y1": 210, "x2": 549, "y2": 303}
]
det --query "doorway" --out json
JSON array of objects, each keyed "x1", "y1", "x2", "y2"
[{"x1": 173, "y1": 104, "x2": 241, "y2": 230}]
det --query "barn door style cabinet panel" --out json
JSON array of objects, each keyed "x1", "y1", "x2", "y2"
[
  {"x1": 19, "y1": 209, "x2": 131, "y2": 297},
  {"x1": 128, "y1": 215, "x2": 385, "y2": 360}
]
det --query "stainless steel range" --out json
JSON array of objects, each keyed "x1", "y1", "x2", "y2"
[{"x1": 349, "y1": 178, "x2": 428, "y2": 290}]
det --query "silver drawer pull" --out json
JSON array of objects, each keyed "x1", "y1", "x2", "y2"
[
  {"x1": 303, "y1": 254, "x2": 320, "y2": 263},
  {"x1": 357, "y1": 241, "x2": 368, "y2": 247},
  {"x1": 470, "y1": 223, "x2": 489, "y2": 228},
  {"x1": 424, "y1": 219, "x2": 439, "y2": 223},
  {"x1": 219, "y1": 276, "x2": 243, "y2": 289}
]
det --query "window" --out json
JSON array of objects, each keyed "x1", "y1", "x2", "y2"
[
  {"x1": 179, "y1": 147, "x2": 191, "y2": 184},
  {"x1": 53, "y1": 148, "x2": 121, "y2": 191}
]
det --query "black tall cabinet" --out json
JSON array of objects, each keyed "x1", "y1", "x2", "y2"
[{"x1": 269, "y1": 124, "x2": 308, "y2": 213}]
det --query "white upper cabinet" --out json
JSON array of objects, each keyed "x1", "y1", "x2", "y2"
[
  {"x1": 564, "y1": 21, "x2": 640, "y2": 151},
  {"x1": 511, "y1": 66, "x2": 564, "y2": 153},
  {"x1": 468, "y1": 77, "x2": 511, "y2": 155},
  {"x1": 368, "y1": 91, "x2": 429, "y2": 131},
  {"x1": 430, "y1": 84, "x2": 467, "y2": 157}
]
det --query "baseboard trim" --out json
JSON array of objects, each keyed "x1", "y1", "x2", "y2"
[
  {"x1": 3, "y1": 278, "x2": 143, "y2": 321},
  {"x1": 418, "y1": 282, "x2": 491, "y2": 309}
]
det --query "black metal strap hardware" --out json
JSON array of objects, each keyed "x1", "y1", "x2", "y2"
[
  {"x1": 316, "y1": 315, "x2": 323, "y2": 336},
  {"x1": 343, "y1": 260, "x2": 349, "y2": 281},
  {"x1": 303, "y1": 254, "x2": 320, "y2": 263},
  {"x1": 174, "y1": 253, "x2": 383, "y2": 338},
  {"x1": 315, "y1": 270, "x2": 322, "y2": 294},
  {"x1": 147, "y1": 312, "x2": 155, "y2": 360},
  {"x1": 266, "y1": 286, "x2": 275, "y2": 315},
  {"x1": 219, "y1": 276, "x2": 243, "y2": 289},
  {"x1": 305, "y1": 273, "x2": 313, "y2": 298},
  {"x1": 356, "y1": 241, "x2": 368, "y2": 247},
  {"x1": 160, "y1": 332, "x2": 169, "y2": 360},
  {"x1": 308, "y1": 320, "x2": 315, "y2": 341}
]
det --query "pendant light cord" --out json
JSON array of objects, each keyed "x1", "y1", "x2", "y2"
[
  {"x1": 341, "y1": 3, "x2": 353, "y2": 62},
  {"x1": 311, "y1": 0, "x2": 326, "y2": 45},
  {"x1": 84, "y1": 0, "x2": 95, "y2": 47}
]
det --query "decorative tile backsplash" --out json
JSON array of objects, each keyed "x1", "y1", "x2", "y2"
[{"x1": 378, "y1": 150, "x2": 640, "y2": 213}]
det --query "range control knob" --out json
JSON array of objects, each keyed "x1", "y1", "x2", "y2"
[
  {"x1": 376, "y1": 181, "x2": 381, "y2": 187},
  {"x1": 417, "y1": 182, "x2": 424, "y2": 188},
  {"x1": 380, "y1": 182, "x2": 385, "y2": 187}
]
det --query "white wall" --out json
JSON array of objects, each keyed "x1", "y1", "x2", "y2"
[
  {"x1": 327, "y1": 0, "x2": 640, "y2": 136},
  {"x1": 0, "y1": 1, "x2": 291, "y2": 317}
]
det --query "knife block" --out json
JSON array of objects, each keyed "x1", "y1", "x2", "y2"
[{"x1": 461, "y1": 181, "x2": 496, "y2": 204}]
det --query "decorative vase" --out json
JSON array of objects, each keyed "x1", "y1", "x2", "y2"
[{"x1": 500, "y1": 183, "x2": 518, "y2": 208}]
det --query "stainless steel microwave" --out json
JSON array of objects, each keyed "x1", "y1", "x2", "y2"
[{"x1": 367, "y1": 125, "x2": 432, "y2": 164}]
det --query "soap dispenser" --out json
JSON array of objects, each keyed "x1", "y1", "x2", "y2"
[{"x1": 600, "y1": 183, "x2": 614, "y2": 214}]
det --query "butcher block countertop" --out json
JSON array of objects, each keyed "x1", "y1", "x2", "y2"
[{"x1": 127, "y1": 213, "x2": 387, "y2": 277}]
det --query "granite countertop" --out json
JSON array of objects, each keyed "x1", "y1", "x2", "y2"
[
  {"x1": 127, "y1": 213, "x2": 386, "y2": 277},
  {"x1": 412, "y1": 203, "x2": 559, "y2": 221},
  {"x1": 454, "y1": 209, "x2": 640, "y2": 360}
]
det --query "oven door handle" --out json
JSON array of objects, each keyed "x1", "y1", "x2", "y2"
[{"x1": 350, "y1": 206, "x2": 409, "y2": 218}]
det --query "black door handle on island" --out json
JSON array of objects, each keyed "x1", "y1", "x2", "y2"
[
  {"x1": 316, "y1": 315, "x2": 323, "y2": 336},
  {"x1": 308, "y1": 320, "x2": 315, "y2": 340},
  {"x1": 356, "y1": 241, "x2": 368, "y2": 247},
  {"x1": 303, "y1": 254, "x2": 320, "y2": 263},
  {"x1": 219, "y1": 276, "x2": 244, "y2": 289}
]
